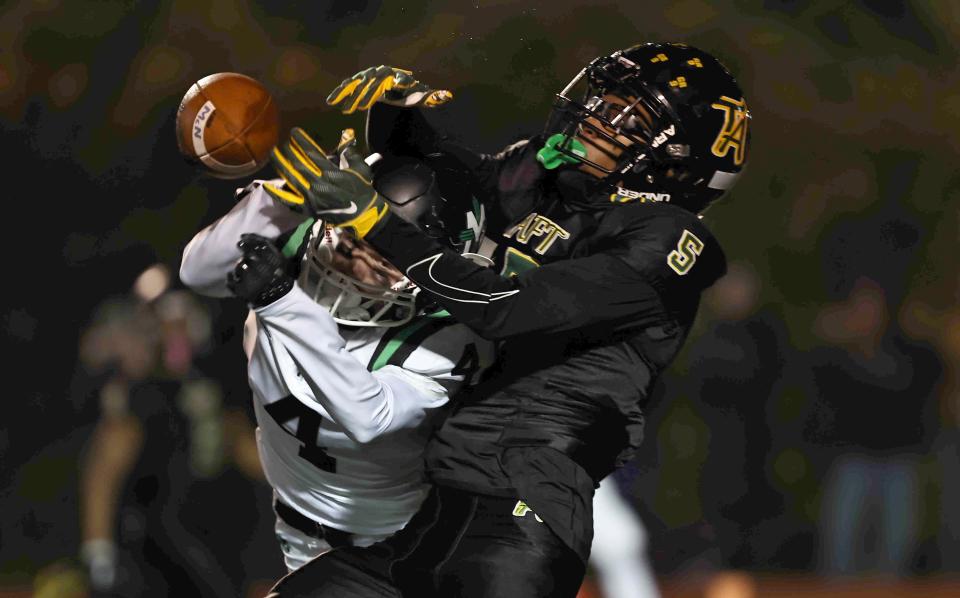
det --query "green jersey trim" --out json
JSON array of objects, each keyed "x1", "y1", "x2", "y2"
[
  {"x1": 368, "y1": 310, "x2": 453, "y2": 371},
  {"x1": 282, "y1": 218, "x2": 316, "y2": 259}
]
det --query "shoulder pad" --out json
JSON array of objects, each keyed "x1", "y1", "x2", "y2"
[{"x1": 603, "y1": 202, "x2": 727, "y2": 290}]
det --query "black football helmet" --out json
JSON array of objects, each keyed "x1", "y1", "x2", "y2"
[
  {"x1": 545, "y1": 42, "x2": 751, "y2": 213},
  {"x1": 373, "y1": 155, "x2": 486, "y2": 257}
]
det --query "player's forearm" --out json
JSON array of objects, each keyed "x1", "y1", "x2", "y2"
[
  {"x1": 180, "y1": 184, "x2": 306, "y2": 297},
  {"x1": 255, "y1": 286, "x2": 445, "y2": 442},
  {"x1": 368, "y1": 213, "x2": 667, "y2": 339}
]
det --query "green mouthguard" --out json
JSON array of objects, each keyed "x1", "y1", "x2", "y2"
[{"x1": 536, "y1": 134, "x2": 588, "y2": 170}]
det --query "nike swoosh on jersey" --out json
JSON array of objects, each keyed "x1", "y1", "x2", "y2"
[{"x1": 407, "y1": 254, "x2": 519, "y2": 304}]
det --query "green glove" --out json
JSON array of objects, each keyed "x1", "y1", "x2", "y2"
[
  {"x1": 326, "y1": 65, "x2": 453, "y2": 115},
  {"x1": 263, "y1": 127, "x2": 389, "y2": 238}
]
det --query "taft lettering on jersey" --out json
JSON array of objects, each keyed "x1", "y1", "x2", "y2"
[{"x1": 501, "y1": 213, "x2": 570, "y2": 256}]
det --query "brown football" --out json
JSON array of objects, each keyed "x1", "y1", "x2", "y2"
[{"x1": 175, "y1": 72, "x2": 280, "y2": 179}]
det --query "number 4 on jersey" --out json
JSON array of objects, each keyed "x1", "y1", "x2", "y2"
[
  {"x1": 667, "y1": 229, "x2": 704, "y2": 275},
  {"x1": 264, "y1": 396, "x2": 337, "y2": 472}
]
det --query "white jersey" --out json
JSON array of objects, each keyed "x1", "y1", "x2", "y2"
[{"x1": 180, "y1": 181, "x2": 493, "y2": 538}]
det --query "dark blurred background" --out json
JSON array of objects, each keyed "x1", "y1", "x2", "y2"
[{"x1": 3, "y1": 1, "x2": 959, "y2": 597}]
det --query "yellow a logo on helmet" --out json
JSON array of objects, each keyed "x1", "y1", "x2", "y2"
[{"x1": 710, "y1": 96, "x2": 749, "y2": 166}]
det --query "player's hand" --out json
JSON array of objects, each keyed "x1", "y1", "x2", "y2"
[
  {"x1": 263, "y1": 127, "x2": 389, "y2": 238},
  {"x1": 226, "y1": 233, "x2": 294, "y2": 308},
  {"x1": 326, "y1": 65, "x2": 453, "y2": 114}
]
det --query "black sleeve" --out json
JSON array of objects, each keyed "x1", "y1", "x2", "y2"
[
  {"x1": 366, "y1": 103, "x2": 494, "y2": 192},
  {"x1": 365, "y1": 103, "x2": 535, "y2": 227},
  {"x1": 367, "y1": 204, "x2": 722, "y2": 340}
]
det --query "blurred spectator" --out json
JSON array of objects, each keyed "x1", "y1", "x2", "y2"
[
  {"x1": 44, "y1": 264, "x2": 282, "y2": 596},
  {"x1": 930, "y1": 309, "x2": 960, "y2": 572},
  {"x1": 898, "y1": 299, "x2": 960, "y2": 573},
  {"x1": 807, "y1": 277, "x2": 943, "y2": 577},
  {"x1": 935, "y1": 424, "x2": 960, "y2": 572},
  {"x1": 683, "y1": 261, "x2": 794, "y2": 568}
]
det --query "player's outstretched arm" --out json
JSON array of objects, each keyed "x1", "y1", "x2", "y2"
[
  {"x1": 179, "y1": 181, "x2": 307, "y2": 297},
  {"x1": 365, "y1": 206, "x2": 725, "y2": 340},
  {"x1": 260, "y1": 129, "x2": 722, "y2": 341}
]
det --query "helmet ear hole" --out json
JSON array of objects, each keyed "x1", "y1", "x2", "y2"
[{"x1": 665, "y1": 144, "x2": 689, "y2": 158}]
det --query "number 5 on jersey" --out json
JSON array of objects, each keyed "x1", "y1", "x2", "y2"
[{"x1": 667, "y1": 229, "x2": 704, "y2": 275}]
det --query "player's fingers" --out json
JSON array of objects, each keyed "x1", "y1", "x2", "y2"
[
  {"x1": 385, "y1": 66, "x2": 414, "y2": 79},
  {"x1": 335, "y1": 128, "x2": 356, "y2": 153},
  {"x1": 270, "y1": 144, "x2": 311, "y2": 196},
  {"x1": 357, "y1": 76, "x2": 397, "y2": 112},
  {"x1": 289, "y1": 128, "x2": 337, "y2": 170},
  {"x1": 287, "y1": 142, "x2": 323, "y2": 180},
  {"x1": 326, "y1": 66, "x2": 376, "y2": 106},
  {"x1": 238, "y1": 233, "x2": 270, "y2": 252},
  {"x1": 345, "y1": 66, "x2": 395, "y2": 111},
  {"x1": 338, "y1": 145, "x2": 373, "y2": 183},
  {"x1": 226, "y1": 267, "x2": 242, "y2": 292},
  {"x1": 384, "y1": 80, "x2": 427, "y2": 103},
  {"x1": 391, "y1": 69, "x2": 418, "y2": 89},
  {"x1": 423, "y1": 89, "x2": 454, "y2": 107},
  {"x1": 375, "y1": 65, "x2": 408, "y2": 80},
  {"x1": 326, "y1": 77, "x2": 362, "y2": 107},
  {"x1": 280, "y1": 130, "x2": 327, "y2": 177},
  {"x1": 342, "y1": 74, "x2": 383, "y2": 114},
  {"x1": 236, "y1": 233, "x2": 252, "y2": 251},
  {"x1": 262, "y1": 180, "x2": 306, "y2": 210}
]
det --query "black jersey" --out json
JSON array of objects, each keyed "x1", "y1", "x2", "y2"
[{"x1": 366, "y1": 135, "x2": 727, "y2": 561}]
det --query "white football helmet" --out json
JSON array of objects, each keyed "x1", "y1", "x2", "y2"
[{"x1": 298, "y1": 222, "x2": 419, "y2": 327}]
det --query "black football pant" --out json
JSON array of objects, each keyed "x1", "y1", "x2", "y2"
[{"x1": 267, "y1": 486, "x2": 585, "y2": 598}]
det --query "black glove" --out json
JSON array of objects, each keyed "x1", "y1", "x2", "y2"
[{"x1": 226, "y1": 233, "x2": 294, "y2": 308}]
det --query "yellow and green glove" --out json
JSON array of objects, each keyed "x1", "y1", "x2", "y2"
[
  {"x1": 263, "y1": 127, "x2": 389, "y2": 238},
  {"x1": 326, "y1": 65, "x2": 453, "y2": 114}
]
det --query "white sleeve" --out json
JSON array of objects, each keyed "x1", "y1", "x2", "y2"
[
  {"x1": 254, "y1": 284, "x2": 449, "y2": 444},
  {"x1": 179, "y1": 180, "x2": 308, "y2": 297}
]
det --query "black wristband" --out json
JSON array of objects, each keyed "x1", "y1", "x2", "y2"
[{"x1": 251, "y1": 276, "x2": 295, "y2": 308}]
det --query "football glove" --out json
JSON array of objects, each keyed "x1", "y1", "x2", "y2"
[
  {"x1": 326, "y1": 65, "x2": 453, "y2": 114},
  {"x1": 263, "y1": 127, "x2": 390, "y2": 238},
  {"x1": 226, "y1": 233, "x2": 294, "y2": 308}
]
